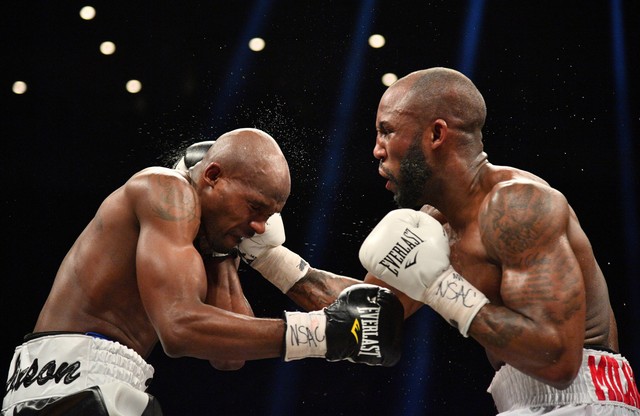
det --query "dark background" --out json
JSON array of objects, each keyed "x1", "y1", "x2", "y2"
[{"x1": 2, "y1": 1, "x2": 639, "y2": 415}]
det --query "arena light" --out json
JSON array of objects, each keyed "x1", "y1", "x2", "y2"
[
  {"x1": 368, "y1": 34, "x2": 385, "y2": 48},
  {"x1": 79, "y1": 6, "x2": 96, "y2": 21},
  {"x1": 381, "y1": 72, "x2": 397, "y2": 87},
  {"x1": 100, "y1": 41, "x2": 116, "y2": 55},
  {"x1": 208, "y1": 0, "x2": 273, "y2": 123},
  {"x1": 12, "y1": 81, "x2": 27, "y2": 95},
  {"x1": 126, "y1": 80, "x2": 142, "y2": 93},
  {"x1": 457, "y1": 0, "x2": 485, "y2": 77},
  {"x1": 248, "y1": 37, "x2": 266, "y2": 52},
  {"x1": 303, "y1": 0, "x2": 375, "y2": 264},
  {"x1": 610, "y1": 0, "x2": 639, "y2": 346}
]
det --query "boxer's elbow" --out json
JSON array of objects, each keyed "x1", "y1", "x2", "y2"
[
  {"x1": 158, "y1": 327, "x2": 190, "y2": 358},
  {"x1": 156, "y1": 314, "x2": 200, "y2": 358},
  {"x1": 540, "y1": 364, "x2": 580, "y2": 390},
  {"x1": 160, "y1": 332, "x2": 246, "y2": 368},
  {"x1": 537, "y1": 348, "x2": 582, "y2": 390},
  {"x1": 156, "y1": 311, "x2": 246, "y2": 362}
]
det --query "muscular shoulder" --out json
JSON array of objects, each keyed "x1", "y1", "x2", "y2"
[
  {"x1": 125, "y1": 167, "x2": 199, "y2": 223},
  {"x1": 478, "y1": 178, "x2": 570, "y2": 265}
]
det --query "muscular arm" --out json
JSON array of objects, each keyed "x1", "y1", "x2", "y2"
[
  {"x1": 470, "y1": 181, "x2": 585, "y2": 389},
  {"x1": 203, "y1": 255, "x2": 254, "y2": 370},
  {"x1": 204, "y1": 256, "x2": 253, "y2": 316},
  {"x1": 286, "y1": 267, "x2": 424, "y2": 319},
  {"x1": 132, "y1": 171, "x2": 285, "y2": 362},
  {"x1": 286, "y1": 268, "x2": 361, "y2": 310}
]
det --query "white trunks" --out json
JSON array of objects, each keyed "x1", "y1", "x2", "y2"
[
  {"x1": 488, "y1": 348, "x2": 640, "y2": 415},
  {"x1": 2, "y1": 333, "x2": 157, "y2": 415}
]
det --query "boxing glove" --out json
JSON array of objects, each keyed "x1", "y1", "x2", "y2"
[
  {"x1": 238, "y1": 213, "x2": 310, "y2": 293},
  {"x1": 359, "y1": 209, "x2": 489, "y2": 337},
  {"x1": 173, "y1": 140, "x2": 216, "y2": 173},
  {"x1": 283, "y1": 283, "x2": 403, "y2": 367}
]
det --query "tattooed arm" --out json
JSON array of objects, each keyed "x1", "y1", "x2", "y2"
[
  {"x1": 286, "y1": 203, "x2": 446, "y2": 314},
  {"x1": 286, "y1": 268, "x2": 362, "y2": 311},
  {"x1": 469, "y1": 180, "x2": 586, "y2": 389},
  {"x1": 236, "y1": 212, "x2": 364, "y2": 310}
]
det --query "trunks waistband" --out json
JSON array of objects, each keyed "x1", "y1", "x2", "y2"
[
  {"x1": 24, "y1": 331, "x2": 115, "y2": 342},
  {"x1": 487, "y1": 348, "x2": 640, "y2": 412},
  {"x1": 2, "y1": 333, "x2": 154, "y2": 412}
]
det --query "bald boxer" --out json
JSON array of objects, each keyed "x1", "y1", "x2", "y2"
[
  {"x1": 2, "y1": 128, "x2": 404, "y2": 416},
  {"x1": 237, "y1": 70, "x2": 640, "y2": 415}
]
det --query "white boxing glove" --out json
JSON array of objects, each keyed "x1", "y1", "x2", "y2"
[
  {"x1": 238, "y1": 213, "x2": 286, "y2": 263},
  {"x1": 238, "y1": 213, "x2": 310, "y2": 293},
  {"x1": 359, "y1": 209, "x2": 489, "y2": 337}
]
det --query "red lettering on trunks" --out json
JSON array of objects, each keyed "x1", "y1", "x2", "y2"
[{"x1": 588, "y1": 354, "x2": 640, "y2": 408}]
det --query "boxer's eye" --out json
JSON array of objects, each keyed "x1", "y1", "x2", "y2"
[
  {"x1": 248, "y1": 201, "x2": 268, "y2": 214},
  {"x1": 377, "y1": 123, "x2": 393, "y2": 138}
]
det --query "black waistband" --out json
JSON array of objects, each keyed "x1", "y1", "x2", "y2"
[{"x1": 24, "y1": 331, "x2": 114, "y2": 342}]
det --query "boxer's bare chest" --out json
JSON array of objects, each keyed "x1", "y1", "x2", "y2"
[{"x1": 445, "y1": 223, "x2": 504, "y2": 305}]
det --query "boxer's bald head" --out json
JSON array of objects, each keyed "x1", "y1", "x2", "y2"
[
  {"x1": 193, "y1": 128, "x2": 291, "y2": 205},
  {"x1": 190, "y1": 128, "x2": 292, "y2": 252},
  {"x1": 392, "y1": 67, "x2": 486, "y2": 136}
]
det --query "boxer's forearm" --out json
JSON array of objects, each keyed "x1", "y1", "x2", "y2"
[
  {"x1": 286, "y1": 268, "x2": 361, "y2": 311},
  {"x1": 204, "y1": 256, "x2": 253, "y2": 370},
  {"x1": 469, "y1": 304, "x2": 584, "y2": 390},
  {"x1": 204, "y1": 256, "x2": 254, "y2": 317}
]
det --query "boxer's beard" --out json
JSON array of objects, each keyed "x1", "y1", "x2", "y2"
[{"x1": 393, "y1": 134, "x2": 432, "y2": 209}]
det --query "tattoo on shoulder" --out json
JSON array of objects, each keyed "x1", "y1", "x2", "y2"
[
  {"x1": 481, "y1": 184, "x2": 555, "y2": 260},
  {"x1": 150, "y1": 175, "x2": 196, "y2": 222}
]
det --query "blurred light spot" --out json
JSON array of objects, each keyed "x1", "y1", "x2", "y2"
[
  {"x1": 100, "y1": 41, "x2": 116, "y2": 55},
  {"x1": 80, "y1": 6, "x2": 96, "y2": 20},
  {"x1": 382, "y1": 73, "x2": 397, "y2": 86},
  {"x1": 368, "y1": 34, "x2": 385, "y2": 48},
  {"x1": 12, "y1": 81, "x2": 27, "y2": 94},
  {"x1": 248, "y1": 37, "x2": 266, "y2": 52},
  {"x1": 126, "y1": 80, "x2": 142, "y2": 93}
]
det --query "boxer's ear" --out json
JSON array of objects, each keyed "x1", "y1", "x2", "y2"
[
  {"x1": 203, "y1": 163, "x2": 222, "y2": 186},
  {"x1": 431, "y1": 119, "x2": 448, "y2": 149}
]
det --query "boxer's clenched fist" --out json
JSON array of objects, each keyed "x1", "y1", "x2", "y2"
[
  {"x1": 359, "y1": 209, "x2": 488, "y2": 337},
  {"x1": 238, "y1": 213, "x2": 310, "y2": 293},
  {"x1": 283, "y1": 284, "x2": 404, "y2": 367}
]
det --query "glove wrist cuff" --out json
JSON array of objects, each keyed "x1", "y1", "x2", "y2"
[
  {"x1": 283, "y1": 311, "x2": 327, "y2": 361},
  {"x1": 250, "y1": 246, "x2": 310, "y2": 293},
  {"x1": 421, "y1": 267, "x2": 489, "y2": 337}
]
